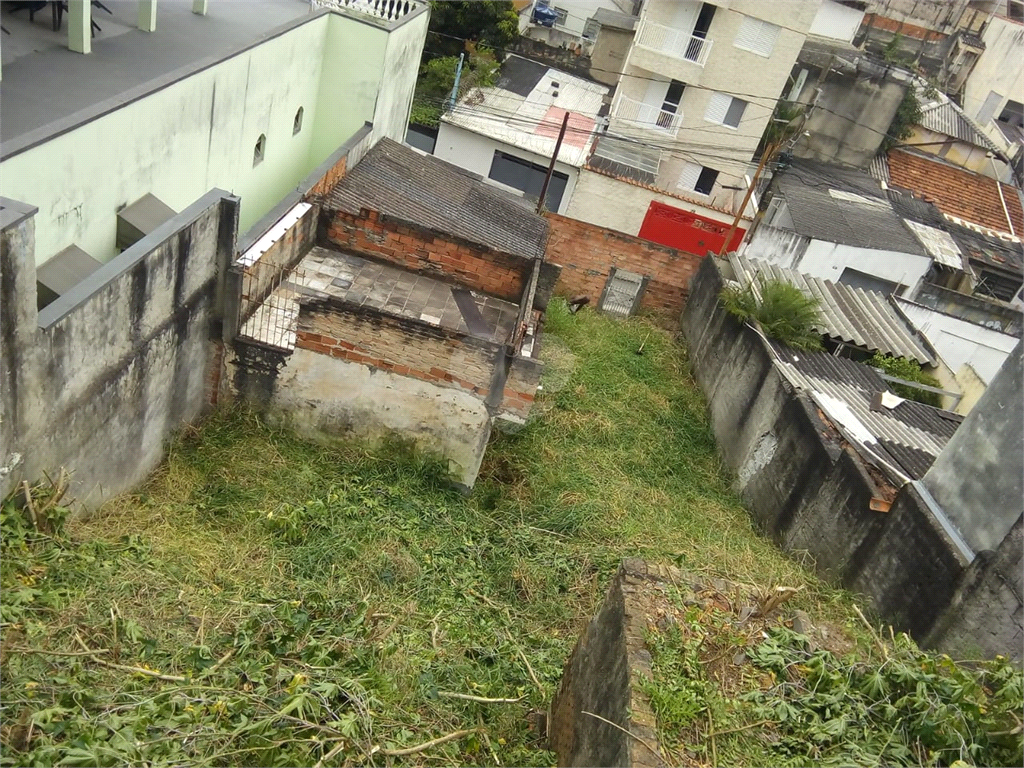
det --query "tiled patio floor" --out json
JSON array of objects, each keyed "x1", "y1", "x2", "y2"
[{"x1": 238, "y1": 246, "x2": 520, "y2": 350}]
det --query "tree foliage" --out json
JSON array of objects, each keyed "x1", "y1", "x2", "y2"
[
  {"x1": 410, "y1": 46, "x2": 499, "y2": 128},
  {"x1": 721, "y1": 279, "x2": 823, "y2": 351},
  {"x1": 883, "y1": 84, "x2": 923, "y2": 152},
  {"x1": 424, "y1": 1, "x2": 519, "y2": 62},
  {"x1": 868, "y1": 352, "x2": 943, "y2": 407}
]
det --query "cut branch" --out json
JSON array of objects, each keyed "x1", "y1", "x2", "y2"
[
  {"x1": 438, "y1": 691, "x2": 525, "y2": 704},
  {"x1": 376, "y1": 728, "x2": 482, "y2": 756}
]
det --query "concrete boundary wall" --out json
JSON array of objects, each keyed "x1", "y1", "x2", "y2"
[
  {"x1": 1, "y1": 190, "x2": 238, "y2": 506},
  {"x1": 681, "y1": 256, "x2": 1020, "y2": 658}
]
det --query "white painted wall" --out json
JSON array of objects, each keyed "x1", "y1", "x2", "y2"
[
  {"x1": 962, "y1": 15, "x2": 1024, "y2": 151},
  {"x1": 0, "y1": 10, "x2": 428, "y2": 266},
  {"x1": 799, "y1": 239, "x2": 933, "y2": 296},
  {"x1": 809, "y1": 0, "x2": 865, "y2": 42},
  {"x1": 896, "y1": 299, "x2": 1018, "y2": 384},
  {"x1": 618, "y1": 0, "x2": 818, "y2": 197},
  {"x1": 743, "y1": 224, "x2": 933, "y2": 296},
  {"x1": 434, "y1": 121, "x2": 579, "y2": 214},
  {"x1": 564, "y1": 167, "x2": 737, "y2": 236}
]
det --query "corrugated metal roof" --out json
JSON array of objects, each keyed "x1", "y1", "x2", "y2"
[
  {"x1": 732, "y1": 254, "x2": 938, "y2": 365},
  {"x1": 919, "y1": 100, "x2": 1001, "y2": 154},
  {"x1": 903, "y1": 219, "x2": 967, "y2": 269},
  {"x1": 868, "y1": 153, "x2": 891, "y2": 187},
  {"x1": 769, "y1": 345, "x2": 961, "y2": 480}
]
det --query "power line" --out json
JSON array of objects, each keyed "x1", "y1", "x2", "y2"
[{"x1": 421, "y1": 22, "x2": 920, "y2": 147}]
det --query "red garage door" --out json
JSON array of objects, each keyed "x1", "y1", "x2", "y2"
[{"x1": 638, "y1": 201, "x2": 745, "y2": 255}]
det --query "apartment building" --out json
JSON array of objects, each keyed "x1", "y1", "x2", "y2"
[{"x1": 568, "y1": 0, "x2": 821, "y2": 253}]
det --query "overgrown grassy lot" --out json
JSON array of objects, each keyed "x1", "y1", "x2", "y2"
[{"x1": 2, "y1": 301, "x2": 1018, "y2": 766}]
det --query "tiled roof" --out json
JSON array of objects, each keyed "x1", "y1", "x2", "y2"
[
  {"x1": 919, "y1": 100, "x2": 1001, "y2": 154},
  {"x1": 775, "y1": 159, "x2": 927, "y2": 255},
  {"x1": 732, "y1": 254, "x2": 937, "y2": 365},
  {"x1": 886, "y1": 148, "x2": 1024, "y2": 236},
  {"x1": 768, "y1": 342, "x2": 962, "y2": 481},
  {"x1": 326, "y1": 138, "x2": 549, "y2": 261}
]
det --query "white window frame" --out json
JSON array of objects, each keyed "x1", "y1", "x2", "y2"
[{"x1": 733, "y1": 16, "x2": 781, "y2": 58}]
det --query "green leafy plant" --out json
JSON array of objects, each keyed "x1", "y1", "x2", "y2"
[
  {"x1": 640, "y1": 619, "x2": 712, "y2": 740},
  {"x1": 410, "y1": 46, "x2": 500, "y2": 128},
  {"x1": 883, "y1": 84, "x2": 923, "y2": 151},
  {"x1": 743, "y1": 627, "x2": 1024, "y2": 767},
  {"x1": 721, "y1": 279, "x2": 823, "y2": 350},
  {"x1": 868, "y1": 352, "x2": 943, "y2": 407}
]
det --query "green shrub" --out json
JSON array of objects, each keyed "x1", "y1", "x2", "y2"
[
  {"x1": 720, "y1": 279, "x2": 823, "y2": 351},
  {"x1": 869, "y1": 353, "x2": 944, "y2": 407}
]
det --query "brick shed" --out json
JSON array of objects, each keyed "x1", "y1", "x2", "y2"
[{"x1": 226, "y1": 139, "x2": 558, "y2": 488}]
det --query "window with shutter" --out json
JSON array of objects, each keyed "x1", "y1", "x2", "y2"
[
  {"x1": 734, "y1": 16, "x2": 780, "y2": 57},
  {"x1": 704, "y1": 93, "x2": 746, "y2": 127},
  {"x1": 677, "y1": 162, "x2": 718, "y2": 195},
  {"x1": 678, "y1": 162, "x2": 701, "y2": 191},
  {"x1": 704, "y1": 92, "x2": 731, "y2": 124},
  {"x1": 582, "y1": 18, "x2": 600, "y2": 39}
]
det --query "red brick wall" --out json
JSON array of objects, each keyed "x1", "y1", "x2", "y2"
[
  {"x1": 296, "y1": 303, "x2": 501, "y2": 398},
  {"x1": 324, "y1": 209, "x2": 529, "y2": 302},
  {"x1": 543, "y1": 213, "x2": 703, "y2": 314},
  {"x1": 307, "y1": 155, "x2": 348, "y2": 200}
]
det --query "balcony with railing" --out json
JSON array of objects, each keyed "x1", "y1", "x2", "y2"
[
  {"x1": 634, "y1": 18, "x2": 713, "y2": 68},
  {"x1": 612, "y1": 94, "x2": 683, "y2": 136}
]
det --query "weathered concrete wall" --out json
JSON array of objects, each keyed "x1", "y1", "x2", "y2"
[
  {"x1": 929, "y1": 515, "x2": 1024, "y2": 660},
  {"x1": 793, "y1": 63, "x2": 909, "y2": 168},
  {"x1": 914, "y1": 281, "x2": 1023, "y2": 336},
  {"x1": 922, "y1": 342, "x2": 1024, "y2": 553},
  {"x1": 544, "y1": 211, "x2": 703, "y2": 315},
  {"x1": 229, "y1": 343, "x2": 492, "y2": 489},
  {"x1": 590, "y1": 26, "x2": 634, "y2": 86},
  {"x1": 225, "y1": 292, "x2": 524, "y2": 488},
  {"x1": 550, "y1": 558, "x2": 665, "y2": 768},
  {"x1": 0, "y1": 191, "x2": 238, "y2": 507},
  {"x1": 681, "y1": 256, "x2": 1019, "y2": 656}
]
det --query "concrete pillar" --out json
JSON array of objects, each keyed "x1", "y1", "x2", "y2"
[
  {"x1": 68, "y1": 0, "x2": 92, "y2": 54},
  {"x1": 192, "y1": 0, "x2": 208, "y2": 14},
  {"x1": 138, "y1": 0, "x2": 157, "y2": 32}
]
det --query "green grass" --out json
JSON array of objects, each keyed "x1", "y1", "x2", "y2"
[{"x1": 2, "y1": 300, "x2": 863, "y2": 766}]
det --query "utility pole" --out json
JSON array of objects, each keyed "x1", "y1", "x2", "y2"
[
  {"x1": 537, "y1": 112, "x2": 570, "y2": 214},
  {"x1": 718, "y1": 141, "x2": 779, "y2": 257},
  {"x1": 447, "y1": 53, "x2": 465, "y2": 113}
]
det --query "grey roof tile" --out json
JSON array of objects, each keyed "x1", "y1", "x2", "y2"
[
  {"x1": 776, "y1": 159, "x2": 927, "y2": 255},
  {"x1": 327, "y1": 139, "x2": 549, "y2": 262}
]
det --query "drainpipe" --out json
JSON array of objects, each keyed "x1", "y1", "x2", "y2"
[
  {"x1": 989, "y1": 153, "x2": 1016, "y2": 237},
  {"x1": 448, "y1": 53, "x2": 465, "y2": 114}
]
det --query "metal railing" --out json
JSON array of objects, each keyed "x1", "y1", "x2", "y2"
[
  {"x1": 613, "y1": 93, "x2": 683, "y2": 135},
  {"x1": 635, "y1": 19, "x2": 713, "y2": 67},
  {"x1": 236, "y1": 259, "x2": 307, "y2": 352}
]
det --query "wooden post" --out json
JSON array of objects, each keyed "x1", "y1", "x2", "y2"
[
  {"x1": 718, "y1": 142, "x2": 778, "y2": 257},
  {"x1": 537, "y1": 112, "x2": 570, "y2": 214}
]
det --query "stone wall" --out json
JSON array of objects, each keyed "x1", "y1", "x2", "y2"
[
  {"x1": 549, "y1": 558, "x2": 665, "y2": 768},
  {"x1": 0, "y1": 191, "x2": 238, "y2": 507},
  {"x1": 544, "y1": 212, "x2": 702, "y2": 315},
  {"x1": 681, "y1": 255, "x2": 1021, "y2": 658}
]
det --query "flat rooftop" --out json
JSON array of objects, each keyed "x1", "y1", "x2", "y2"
[
  {"x1": 240, "y1": 246, "x2": 520, "y2": 350},
  {"x1": 0, "y1": 0, "x2": 311, "y2": 151}
]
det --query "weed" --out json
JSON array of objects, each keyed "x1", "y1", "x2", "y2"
[
  {"x1": 1, "y1": 300, "x2": 878, "y2": 766},
  {"x1": 721, "y1": 279, "x2": 823, "y2": 351}
]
